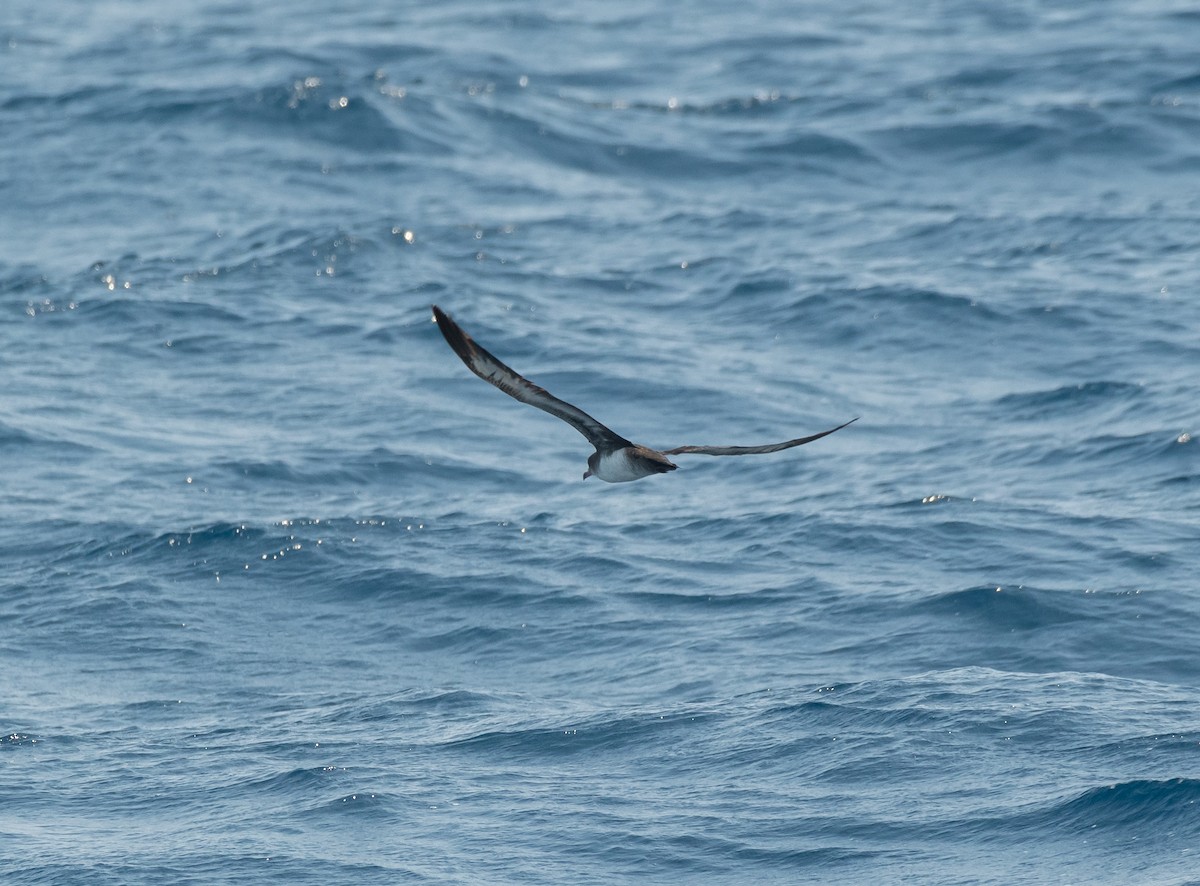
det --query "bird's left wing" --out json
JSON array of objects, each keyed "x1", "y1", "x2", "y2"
[{"x1": 432, "y1": 305, "x2": 632, "y2": 450}]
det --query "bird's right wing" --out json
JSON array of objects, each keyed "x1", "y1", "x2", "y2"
[{"x1": 662, "y1": 417, "x2": 858, "y2": 456}]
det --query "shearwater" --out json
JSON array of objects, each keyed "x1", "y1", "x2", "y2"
[{"x1": 433, "y1": 306, "x2": 857, "y2": 483}]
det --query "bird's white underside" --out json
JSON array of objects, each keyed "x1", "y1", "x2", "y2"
[{"x1": 591, "y1": 448, "x2": 649, "y2": 483}]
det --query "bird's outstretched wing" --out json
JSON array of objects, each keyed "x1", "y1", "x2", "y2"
[
  {"x1": 432, "y1": 305, "x2": 632, "y2": 450},
  {"x1": 662, "y1": 417, "x2": 858, "y2": 456}
]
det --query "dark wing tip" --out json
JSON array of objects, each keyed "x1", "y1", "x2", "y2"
[
  {"x1": 431, "y1": 305, "x2": 477, "y2": 367},
  {"x1": 431, "y1": 304, "x2": 453, "y2": 332}
]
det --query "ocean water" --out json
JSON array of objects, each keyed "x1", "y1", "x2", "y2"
[{"x1": 2, "y1": 0, "x2": 1199, "y2": 882}]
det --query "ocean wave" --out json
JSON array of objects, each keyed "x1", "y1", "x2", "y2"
[
  {"x1": 992, "y1": 381, "x2": 1144, "y2": 421},
  {"x1": 913, "y1": 584, "x2": 1093, "y2": 630},
  {"x1": 1034, "y1": 778, "x2": 1200, "y2": 833},
  {"x1": 870, "y1": 120, "x2": 1059, "y2": 162},
  {"x1": 1019, "y1": 428, "x2": 1194, "y2": 472},
  {"x1": 457, "y1": 101, "x2": 746, "y2": 179},
  {"x1": 0, "y1": 418, "x2": 95, "y2": 454},
  {"x1": 445, "y1": 705, "x2": 719, "y2": 758},
  {"x1": 770, "y1": 285, "x2": 1008, "y2": 349}
]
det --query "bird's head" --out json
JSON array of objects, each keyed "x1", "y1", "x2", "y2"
[{"x1": 583, "y1": 451, "x2": 601, "y2": 480}]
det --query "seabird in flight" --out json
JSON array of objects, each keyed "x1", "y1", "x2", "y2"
[{"x1": 432, "y1": 305, "x2": 857, "y2": 483}]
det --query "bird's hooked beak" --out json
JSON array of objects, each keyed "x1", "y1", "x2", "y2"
[{"x1": 582, "y1": 469, "x2": 593, "y2": 480}]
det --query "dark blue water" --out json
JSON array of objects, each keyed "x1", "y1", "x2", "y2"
[{"x1": 3, "y1": 1, "x2": 1199, "y2": 883}]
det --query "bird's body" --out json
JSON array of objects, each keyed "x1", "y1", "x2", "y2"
[
  {"x1": 431, "y1": 305, "x2": 856, "y2": 483},
  {"x1": 586, "y1": 445, "x2": 677, "y2": 483}
]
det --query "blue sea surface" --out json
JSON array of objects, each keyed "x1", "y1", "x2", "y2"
[{"x1": 3, "y1": 0, "x2": 1199, "y2": 883}]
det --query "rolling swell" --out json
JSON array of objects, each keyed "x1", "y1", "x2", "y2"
[
  {"x1": 1047, "y1": 778, "x2": 1200, "y2": 833},
  {"x1": 3, "y1": 0, "x2": 1199, "y2": 884}
]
